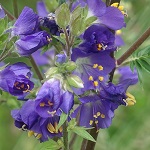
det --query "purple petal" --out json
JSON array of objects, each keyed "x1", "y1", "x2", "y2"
[{"x1": 36, "y1": 1, "x2": 48, "y2": 17}]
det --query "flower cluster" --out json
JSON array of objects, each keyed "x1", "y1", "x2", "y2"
[{"x1": 0, "y1": 0, "x2": 138, "y2": 144}]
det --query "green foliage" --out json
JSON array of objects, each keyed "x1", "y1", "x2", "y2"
[
  {"x1": 0, "y1": 16, "x2": 8, "y2": 35},
  {"x1": 66, "y1": 74, "x2": 84, "y2": 88},
  {"x1": 130, "y1": 46, "x2": 150, "y2": 83},
  {"x1": 45, "y1": 0, "x2": 59, "y2": 12},
  {"x1": 55, "y1": 3, "x2": 70, "y2": 28},
  {"x1": 57, "y1": 112, "x2": 68, "y2": 129},
  {"x1": 39, "y1": 139, "x2": 62, "y2": 150}
]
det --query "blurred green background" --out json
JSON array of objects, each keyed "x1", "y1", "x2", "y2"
[{"x1": 0, "y1": 0, "x2": 150, "y2": 150}]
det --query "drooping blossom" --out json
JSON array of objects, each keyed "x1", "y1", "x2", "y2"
[{"x1": 0, "y1": 62, "x2": 34, "y2": 99}]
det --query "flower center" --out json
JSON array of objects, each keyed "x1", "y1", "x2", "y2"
[
  {"x1": 47, "y1": 122, "x2": 63, "y2": 134},
  {"x1": 14, "y1": 81, "x2": 30, "y2": 92}
]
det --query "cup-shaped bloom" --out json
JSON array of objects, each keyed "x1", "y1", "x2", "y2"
[
  {"x1": 13, "y1": 7, "x2": 39, "y2": 35},
  {"x1": 72, "y1": 95, "x2": 117, "y2": 129},
  {"x1": 35, "y1": 78, "x2": 74, "y2": 118},
  {"x1": 80, "y1": 24, "x2": 116, "y2": 53},
  {"x1": 71, "y1": 49, "x2": 115, "y2": 95},
  {"x1": 0, "y1": 62, "x2": 34, "y2": 99},
  {"x1": 56, "y1": 53, "x2": 67, "y2": 64},
  {"x1": 15, "y1": 31, "x2": 51, "y2": 56},
  {"x1": 11, "y1": 100, "x2": 63, "y2": 142},
  {"x1": 86, "y1": 0, "x2": 125, "y2": 30}
]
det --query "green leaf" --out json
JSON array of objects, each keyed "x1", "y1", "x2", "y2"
[
  {"x1": 66, "y1": 74, "x2": 84, "y2": 88},
  {"x1": 129, "y1": 46, "x2": 150, "y2": 83},
  {"x1": 45, "y1": 0, "x2": 59, "y2": 12},
  {"x1": 70, "y1": 6, "x2": 82, "y2": 23},
  {"x1": 0, "y1": 16, "x2": 8, "y2": 35},
  {"x1": 65, "y1": 61, "x2": 77, "y2": 72},
  {"x1": 55, "y1": 3, "x2": 70, "y2": 28},
  {"x1": 71, "y1": 126, "x2": 96, "y2": 142},
  {"x1": 57, "y1": 112, "x2": 68, "y2": 129},
  {"x1": 39, "y1": 139, "x2": 62, "y2": 150},
  {"x1": 85, "y1": 16, "x2": 97, "y2": 27}
]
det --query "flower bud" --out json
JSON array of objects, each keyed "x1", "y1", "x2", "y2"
[{"x1": 65, "y1": 61, "x2": 77, "y2": 72}]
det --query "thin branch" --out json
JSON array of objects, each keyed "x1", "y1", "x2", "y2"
[
  {"x1": 63, "y1": 121, "x2": 69, "y2": 150},
  {"x1": 29, "y1": 56, "x2": 44, "y2": 81},
  {"x1": 13, "y1": 0, "x2": 18, "y2": 18},
  {"x1": 117, "y1": 27, "x2": 150, "y2": 65},
  {"x1": 2, "y1": 6, "x2": 15, "y2": 20}
]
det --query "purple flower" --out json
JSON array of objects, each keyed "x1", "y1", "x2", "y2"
[
  {"x1": 86, "y1": 0, "x2": 125, "y2": 30},
  {"x1": 72, "y1": 95, "x2": 117, "y2": 129},
  {"x1": 80, "y1": 24, "x2": 116, "y2": 53},
  {"x1": 36, "y1": 1, "x2": 49, "y2": 17},
  {"x1": 35, "y1": 78, "x2": 74, "y2": 118},
  {"x1": 15, "y1": 31, "x2": 51, "y2": 56},
  {"x1": 0, "y1": 62, "x2": 34, "y2": 99},
  {"x1": 0, "y1": 5, "x2": 5, "y2": 18},
  {"x1": 56, "y1": 53, "x2": 67, "y2": 64},
  {"x1": 71, "y1": 49, "x2": 115, "y2": 95},
  {"x1": 11, "y1": 100, "x2": 63, "y2": 142},
  {"x1": 13, "y1": 7, "x2": 39, "y2": 35}
]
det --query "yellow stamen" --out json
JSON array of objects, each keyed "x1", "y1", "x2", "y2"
[
  {"x1": 93, "y1": 115, "x2": 97, "y2": 118},
  {"x1": 48, "y1": 101, "x2": 53, "y2": 106},
  {"x1": 116, "y1": 30, "x2": 122, "y2": 35},
  {"x1": 59, "y1": 126, "x2": 63, "y2": 132},
  {"x1": 95, "y1": 120, "x2": 98, "y2": 124},
  {"x1": 93, "y1": 81, "x2": 98, "y2": 87},
  {"x1": 36, "y1": 134, "x2": 42, "y2": 139},
  {"x1": 98, "y1": 76, "x2": 104, "y2": 81},
  {"x1": 28, "y1": 130, "x2": 34, "y2": 137},
  {"x1": 125, "y1": 92, "x2": 136, "y2": 106},
  {"x1": 40, "y1": 102, "x2": 45, "y2": 107},
  {"x1": 111, "y1": 2, "x2": 119, "y2": 7},
  {"x1": 89, "y1": 76, "x2": 93, "y2": 81},
  {"x1": 97, "y1": 43, "x2": 102, "y2": 51},
  {"x1": 93, "y1": 64, "x2": 98, "y2": 68},
  {"x1": 47, "y1": 110, "x2": 56, "y2": 116},
  {"x1": 47, "y1": 36, "x2": 52, "y2": 42},
  {"x1": 98, "y1": 65, "x2": 103, "y2": 71},
  {"x1": 89, "y1": 120, "x2": 93, "y2": 125},
  {"x1": 101, "y1": 114, "x2": 105, "y2": 118},
  {"x1": 54, "y1": 122, "x2": 58, "y2": 133},
  {"x1": 118, "y1": 5, "x2": 124, "y2": 11},
  {"x1": 47, "y1": 123, "x2": 55, "y2": 133},
  {"x1": 97, "y1": 112, "x2": 101, "y2": 117}
]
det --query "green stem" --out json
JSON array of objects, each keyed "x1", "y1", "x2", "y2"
[
  {"x1": 2, "y1": 6, "x2": 15, "y2": 20},
  {"x1": 63, "y1": 28, "x2": 70, "y2": 56},
  {"x1": 63, "y1": 121, "x2": 69, "y2": 150},
  {"x1": 117, "y1": 26, "x2": 150, "y2": 65},
  {"x1": 13, "y1": 0, "x2": 18, "y2": 18},
  {"x1": 29, "y1": 56, "x2": 44, "y2": 81}
]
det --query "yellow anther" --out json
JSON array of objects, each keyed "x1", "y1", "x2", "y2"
[
  {"x1": 47, "y1": 123, "x2": 56, "y2": 133},
  {"x1": 93, "y1": 64, "x2": 98, "y2": 68},
  {"x1": 98, "y1": 65, "x2": 103, "y2": 71},
  {"x1": 93, "y1": 115, "x2": 97, "y2": 118},
  {"x1": 118, "y1": 5, "x2": 124, "y2": 11},
  {"x1": 125, "y1": 92, "x2": 136, "y2": 106},
  {"x1": 89, "y1": 76, "x2": 94, "y2": 81},
  {"x1": 95, "y1": 120, "x2": 98, "y2": 124},
  {"x1": 47, "y1": 36, "x2": 52, "y2": 42},
  {"x1": 97, "y1": 43, "x2": 103, "y2": 51},
  {"x1": 97, "y1": 112, "x2": 101, "y2": 117},
  {"x1": 48, "y1": 101, "x2": 53, "y2": 106},
  {"x1": 98, "y1": 76, "x2": 104, "y2": 81},
  {"x1": 116, "y1": 30, "x2": 122, "y2": 35},
  {"x1": 121, "y1": 10, "x2": 125, "y2": 15},
  {"x1": 36, "y1": 134, "x2": 42, "y2": 139},
  {"x1": 40, "y1": 102, "x2": 45, "y2": 107},
  {"x1": 93, "y1": 81, "x2": 98, "y2": 87},
  {"x1": 59, "y1": 126, "x2": 63, "y2": 132},
  {"x1": 101, "y1": 114, "x2": 105, "y2": 118},
  {"x1": 111, "y1": 2, "x2": 119, "y2": 7},
  {"x1": 28, "y1": 131, "x2": 34, "y2": 137},
  {"x1": 89, "y1": 120, "x2": 93, "y2": 125},
  {"x1": 54, "y1": 122, "x2": 58, "y2": 133}
]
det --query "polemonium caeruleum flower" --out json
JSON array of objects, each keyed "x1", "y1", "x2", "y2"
[
  {"x1": 11, "y1": 100, "x2": 63, "y2": 142},
  {"x1": 71, "y1": 48, "x2": 115, "y2": 95},
  {"x1": 35, "y1": 78, "x2": 74, "y2": 118},
  {"x1": 80, "y1": 24, "x2": 116, "y2": 53},
  {"x1": 72, "y1": 70, "x2": 137, "y2": 129},
  {"x1": 0, "y1": 62, "x2": 34, "y2": 99},
  {"x1": 15, "y1": 31, "x2": 51, "y2": 56},
  {"x1": 13, "y1": 7, "x2": 52, "y2": 56},
  {"x1": 70, "y1": 0, "x2": 125, "y2": 30}
]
